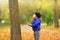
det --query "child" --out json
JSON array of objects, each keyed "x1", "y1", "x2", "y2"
[{"x1": 28, "y1": 12, "x2": 41, "y2": 40}]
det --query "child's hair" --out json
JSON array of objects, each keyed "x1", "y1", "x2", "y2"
[{"x1": 34, "y1": 12, "x2": 41, "y2": 18}]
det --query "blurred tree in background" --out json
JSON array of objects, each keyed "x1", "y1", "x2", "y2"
[
  {"x1": 54, "y1": 0, "x2": 59, "y2": 28},
  {"x1": 0, "y1": 3, "x2": 2, "y2": 24},
  {"x1": 0, "y1": 0, "x2": 60, "y2": 26}
]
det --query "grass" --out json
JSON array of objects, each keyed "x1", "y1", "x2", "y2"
[
  {"x1": 41, "y1": 25, "x2": 60, "y2": 30},
  {"x1": 0, "y1": 24, "x2": 10, "y2": 29}
]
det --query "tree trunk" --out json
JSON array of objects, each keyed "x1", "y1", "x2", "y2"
[
  {"x1": 54, "y1": 0, "x2": 59, "y2": 28},
  {"x1": 9, "y1": 0, "x2": 22, "y2": 40}
]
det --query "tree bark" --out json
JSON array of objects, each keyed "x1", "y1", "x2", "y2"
[
  {"x1": 54, "y1": 0, "x2": 59, "y2": 28},
  {"x1": 9, "y1": 0, "x2": 22, "y2": 40}
]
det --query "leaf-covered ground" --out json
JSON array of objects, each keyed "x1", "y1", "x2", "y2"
[{"x1": 0, "y1": 26, "x2": 60, "y2": 40}]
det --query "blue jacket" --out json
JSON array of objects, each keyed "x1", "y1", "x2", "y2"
[{"x1": 31, "y1": 18, "x2": 41, "y2": 31}]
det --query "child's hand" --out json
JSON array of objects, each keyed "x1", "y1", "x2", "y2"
[{"x1": 28, "y1": 23, "x2": 32, "y2": 26}]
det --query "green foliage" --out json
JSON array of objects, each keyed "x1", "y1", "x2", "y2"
[
  {"x1": 40, "y1": 5, "x2": 54, "y2": 25},
  {"x1": 0, "y1": 0, "x2": 60, "y2": 25},
  {"x1": 40, "y1": 10, "x2": 54, "y2": 25},
  {"x1": 58, "y1": 6, "x2": 60, "y2": 19},
  {"x1": 45, "y1": 13, "x2": 54, "y2": 25},
  {"x1": 1, "y1": 6, "x2": 10, "y2": 24}
]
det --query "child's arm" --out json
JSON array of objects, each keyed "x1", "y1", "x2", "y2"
[
  {"x1": 28, "y1": 20, "x2": 40, "y2": 27},
  {"x1": 28, "y1": 24, "x2": 32, "y2": 27}
]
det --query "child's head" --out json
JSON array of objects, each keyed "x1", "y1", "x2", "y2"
[{"x1": 33, "y1": 12, "x2": 41, "y2": 19}]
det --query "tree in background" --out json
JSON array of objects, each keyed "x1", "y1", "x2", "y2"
[
  {"x1": 0, "y1": 4, "x2": 2, "y2": 24},
  {"x1": 54, "y1": 0, "x2": 59, "y2": 28},
  {"x1": 9, "y1": 0, "x2": 22, "y2": 40}
]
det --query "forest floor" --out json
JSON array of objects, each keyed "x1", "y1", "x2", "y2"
[{"x1": 0, "y1": 25, "x2": 60, "y2": 40}]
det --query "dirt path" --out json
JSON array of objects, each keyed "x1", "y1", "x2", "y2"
[{"x1": 0, "y1": 25, "x2": 60, "y2": 40}]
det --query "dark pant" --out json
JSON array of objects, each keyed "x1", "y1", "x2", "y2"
[{"x1": 34, "y1": 31, "x2": 40, "y2": 40}]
